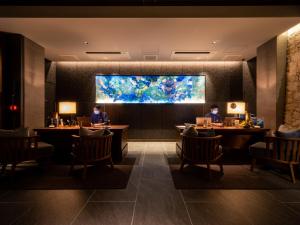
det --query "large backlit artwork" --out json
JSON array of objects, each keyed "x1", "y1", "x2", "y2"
[{"x1": 95, "y1": 75, "x2": 205, "y2": 104}]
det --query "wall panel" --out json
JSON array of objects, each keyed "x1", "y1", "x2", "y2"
[{"x1": 55, "y1": 61, "x2": 246, "y2": 139}]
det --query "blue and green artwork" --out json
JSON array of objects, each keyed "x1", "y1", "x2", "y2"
[{"x1": 95, "y1": 75, "x2": 205, "y2": 104}]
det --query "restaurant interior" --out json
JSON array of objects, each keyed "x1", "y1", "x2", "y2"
[{"x1": 0, "y1": 1, "x2": 300, "y2": 225}]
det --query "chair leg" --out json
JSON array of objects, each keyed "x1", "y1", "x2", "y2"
[
  {"x1": 250, "y1": 158, "x2": 256, "y2": 172},
  {"x1": 83, "y1": 163, "x2": 87, "y2": 180},
  {"x1": 219, "y1": 161, "x2": 224, "y2": 175},
  {"x1": 110, "y1": 158, "x2": 114, "y2": 169},
  {"x1": 289, "y1": 163, "x2": 296, "y2": 184},
  {"x1": 207, "y1": 163, "x2": 211, "y2": 180},
  {"x1": 11, "y1": 163, "x2": 16, "y2": 175}
]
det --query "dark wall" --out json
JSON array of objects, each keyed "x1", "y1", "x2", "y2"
[
  {"x1": 0, "y1": 32, "x2": 23, "y2": 129},
  {"x1": 54, "y1": 61, "x2": 247, "y2": 139}
]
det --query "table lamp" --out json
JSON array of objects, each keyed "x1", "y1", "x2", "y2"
[
  {"x1": 227, "y1": 102, "x2": 246, "y2": 115},
  {"x1": 58, "y1": 102, "x2": 77, "y2": 126}
]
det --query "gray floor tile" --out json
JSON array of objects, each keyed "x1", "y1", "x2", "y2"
[
  {"x1": 10, "y1": 190, "x2": 92, "y2": 225},
  {"x1": 181, "y1": 190, "x2": 227, "y2": 203},
  {"x1": 220, "y1": 190, "x2": 300, "y2": 225},
  {"x1": 142, "y1": 164, "x2": 172, "y2": 180},
  {"x1": 91, "y1": 183, "x2": 137, "y2": 202},
  {"x1": 0, "y1": 203, "x2": 31, "y2": 225},
  {"x1": 133, "y1": 178, "x2": 191, "y2": 225},
  {"x1": 267, "y1": 190, "x2": 300, "y2": 202},
  {"x1": 0, "y1": 143, "x2": 300, "y2": 225},
  {"x1": 0, "y1": 190, "x2": 92, "y2": 203},
  {"x1": 286, "y1": 203, "x2": 300, "y2": 215},
  {"x1": 72, "y1": 202, "x2": 134, "y2": 225},
  {"x1": 127, "y1": 164, "x2": 143, "y2": 187},
  {"x1": 187, "y1": 202, "x2": 252, "y2": 225}
]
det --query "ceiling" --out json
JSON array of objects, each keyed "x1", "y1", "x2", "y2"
[
  {"x1": 0, "y1": 18, "x2": 299, "y2": 61},
  {"x1": 1, "y1": 0, "x2": 299, "y2": 6}
]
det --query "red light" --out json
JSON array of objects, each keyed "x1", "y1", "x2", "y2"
[{"x1": 9, "y1": 105, "x2": 18, "y2": 111}]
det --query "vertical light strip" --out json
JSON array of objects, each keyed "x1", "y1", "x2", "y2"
[{"x1": 288, "y1": 23, "x2": 300, "y2": 36}]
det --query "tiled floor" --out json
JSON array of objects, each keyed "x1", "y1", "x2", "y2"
[{"x1": 1, "y1": 142, "x2": 300, "y2": 225}]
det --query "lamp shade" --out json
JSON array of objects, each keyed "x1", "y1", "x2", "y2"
[
  {"x1": 227, "y1": 102, "x2": 246, "y2": 114},
  {"x1": 58, "y1": 102, "x2": 77, "y2": 114}
]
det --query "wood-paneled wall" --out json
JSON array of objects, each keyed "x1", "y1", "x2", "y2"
[
  {"x1": 257, "y1": 34, "x2": 287, "y2": 130},
  {"x1": 23, "y1": 37, "x2": 45, "y2": 129},
  {"x1": 0, "y1": 32, "x2": 23, "y2": 129},
  {"x1": 54, "y1": 61, "x2": 247, "y2": 139},
  {"x1": 0, "y1": 33, "x2": 45, "y2": 130}
]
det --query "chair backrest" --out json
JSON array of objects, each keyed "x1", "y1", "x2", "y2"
[
  {"x1": 77, "y1": 116, "x2": 91, "y2": 127},
  {"x1": 181, "y1": 134, "x2": 222, "y2": 163},
  {"x1": 267, "y1": 136, "x2": 300, "y2": 162},
  {"x1": 0, "y1": 136, "x2": 37, "y2": 164},
  {"x1": 76, "y1": 133, "x2": 113, "y2": 162}
]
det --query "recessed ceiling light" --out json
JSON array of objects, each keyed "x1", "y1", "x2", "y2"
[
  {"x1": 211, "y1": 41, "x2": 217, "y2": 45},
  {"x1": 83, "y1": 41, "x2": 89, "y2": 45}
]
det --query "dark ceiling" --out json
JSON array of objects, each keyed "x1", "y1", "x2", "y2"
[{"x1": 0, "y1": 0, "x2": 299, "y2": 6}]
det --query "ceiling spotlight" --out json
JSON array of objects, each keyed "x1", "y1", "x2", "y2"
[
  {"x1": 83, "y1": 41, "x2": 89, "y2": 45},
  {"x1": 211, "y1": 41, "x2": 217, "y2": 45}
]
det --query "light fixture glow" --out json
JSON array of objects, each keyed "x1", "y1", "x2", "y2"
[
  {"x1": 227, "y1": 102, "x2": 246, "y2": 114},
  {"x1": 288, "y1": 23, "x2": 300, "y2": 36},
  {"x1": 58, "y1": 102, "x2": 77, "y2": 114}
]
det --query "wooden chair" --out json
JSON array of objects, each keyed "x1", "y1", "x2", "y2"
[
  {"x1": 70, "y1": 133, "x2": 114, "y2": 179},
  {"x1": 0, "y1": 136, "x2": 53, "y2": 174},
  {"x1": 177, "y1": 134, "x2": 223, "y2": 179},
  {"x1": 250, "y1": 136, "x2": 300, "y2": 183},
  {"x1": 76, "y1": 116, "x2": 91, "y2": 127}
]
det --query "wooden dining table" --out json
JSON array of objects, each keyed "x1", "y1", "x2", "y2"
[
  {"x1": 34, "y1": 125, "x2": 129, "y2": 163},
  {"x1": 175, "y1": 125, "x2": 270, "y2": 162}
]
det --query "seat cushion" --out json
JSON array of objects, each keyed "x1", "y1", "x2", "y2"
[
  {"x1": 79, "y1": 127, "x2": 113, "y2": 137},
  {"x1": 182, "y1": 126, "x2": 198, "y2": 137},
  {"x1": 0, "y1": 127, "x2": 30, "y2": 137},
  {"x1": 249, "y1": 142, "x2": 273, "y2": 158},
  {"x1": 79, "y1": 127, "x2": 105, "y2": 136},
  {"x1": 198, "y1": 129, "x2": 216, "y2": 137},
  {"x1": 35, "y1": 142, "x2": 54, "y2": 158},
  {"x1": 276, "y1": 125, "x2": 300, "y2": 138},
  {"x1": 103, "y1": 129, "x2": 113, "y2": 136}
]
